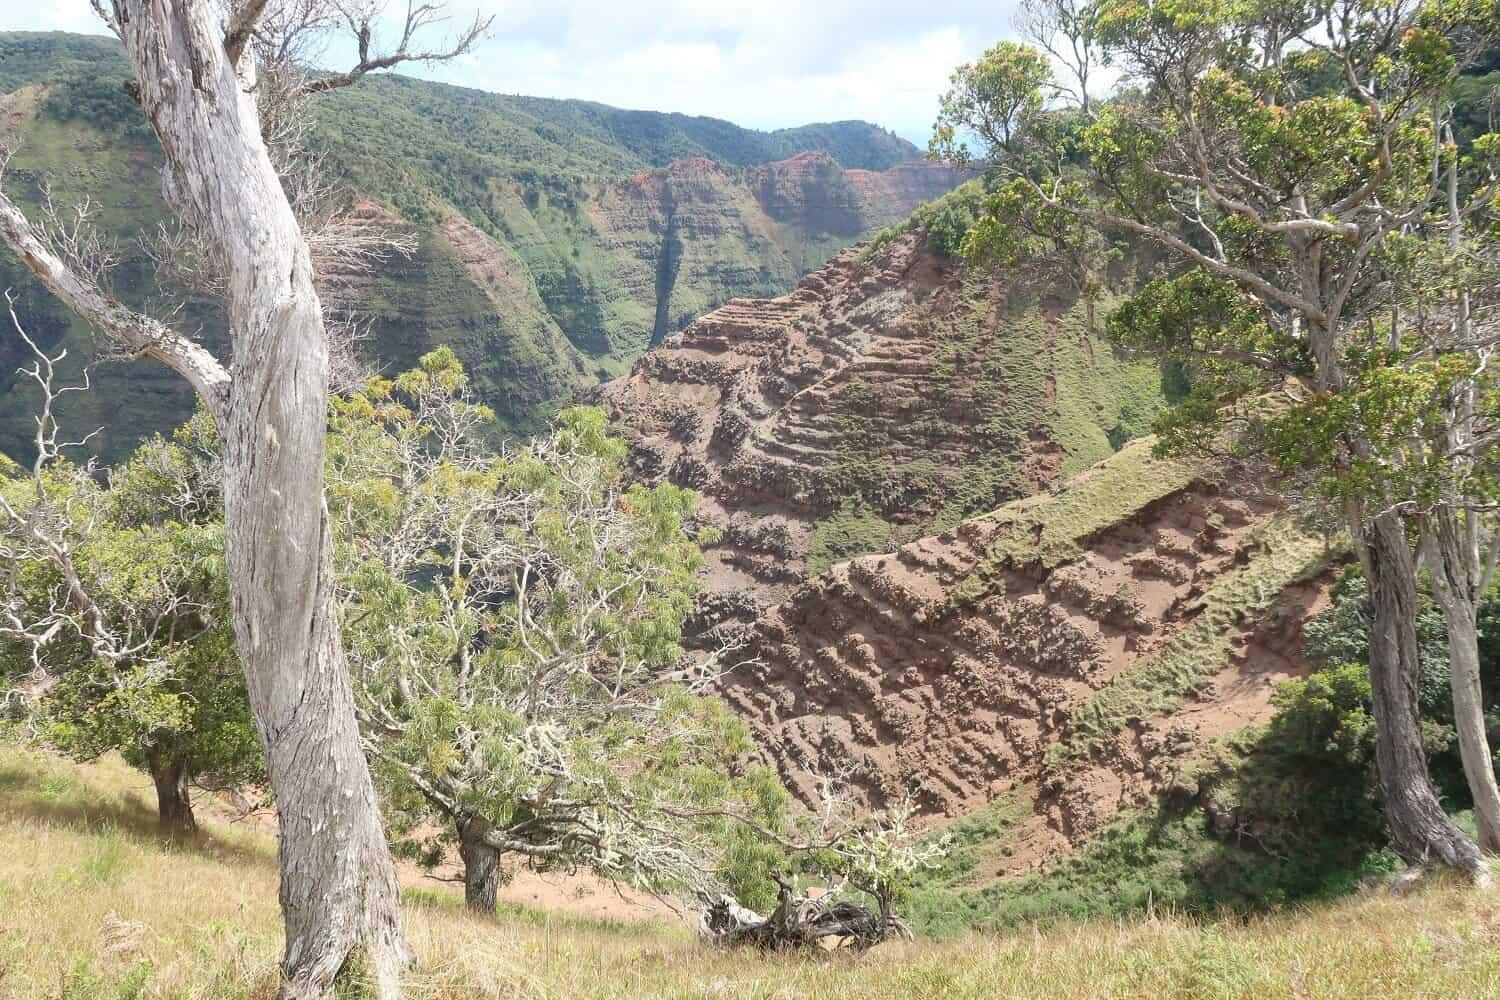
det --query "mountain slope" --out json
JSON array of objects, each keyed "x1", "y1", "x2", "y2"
[
  {"x1": 725, "y1": 444, "x2": 1330, "y2": 836},
  {"x1": 599, "y1": 232, "x2": 1169, "y2": 636},
  {"x1": 601, "y1": 224, "x2": 1337, "y2": 886},
  {"x1": 0, "y1": 32, "x2": 961, "y2": 460}
]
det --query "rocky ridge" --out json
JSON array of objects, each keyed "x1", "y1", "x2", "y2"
[
  {"x1": 599, "y1": 232, "x2": 1168, "y2": 644},
  {"x1": 602, "y1": 230, "x2": 1333, "y2": 867},
  {"x1": 724, "y1": 443, "x2": 1331, "y2": 856}
]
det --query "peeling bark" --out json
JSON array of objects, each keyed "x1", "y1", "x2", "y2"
[
  {"x1": 1425, "y1": 511, "x2": 1500, "y2": 856},
  {"x1": 1364, "y1": 512, "x2": 1486, "y2": 877},
  {"x1": 1439, "y1": 591, "x2": 1500, "y2": 856},
  {"x1": 113, "y1": 3, "x2": 410, "y2": 995}
]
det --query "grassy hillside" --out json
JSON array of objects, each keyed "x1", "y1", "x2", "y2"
[
  {"x1": 0, "y1": 32, "x2": 956, "y2": 462},
  {"x1": 3, "y1": 746, "x2": 1497, "y2": 998}
]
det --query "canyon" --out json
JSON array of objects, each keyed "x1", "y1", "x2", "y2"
[{"x1": 0, "y1": 32, "x2": 960, "y2": 460}]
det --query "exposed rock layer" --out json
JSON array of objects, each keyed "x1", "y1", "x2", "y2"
[
  {"x1": 726, "y1": 447, "x2": 1328, "y2": 831},
  {"x1": 602, "y1": 234, "x2": 1331, "y2": 860},
  {"x1": 600, "y1": 233, "x2": 1169, "y2": 637}
]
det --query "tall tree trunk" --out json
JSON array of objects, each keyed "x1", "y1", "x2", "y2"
[
  {"x1": 1364, "y1": 512, "x2": 1486, "y2": 877},
  {"x1": 457, "y1": 816, "x2": 504, "y2": 914},
  {"x1": 149, "y1": 754, "x2": 196, "y2": 838},
  {"x1": 115, "y1": 4, "x2": 411, "y2": 995},
  {"x1": 1423, "y1": 141, "x2": 1500, "y2": 855},
  {"x1": 1426, "y1": 512, "x2": 1500, "y2": 855}
]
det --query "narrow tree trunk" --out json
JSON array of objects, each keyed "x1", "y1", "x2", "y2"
[
  {"x1": 457, "y1": 816, "x2": 504, "y2": 913},
  {"x1": 1440, "y1": 592, "x2": 1500, "y2": 854},
  {"x1": 115, "y1": 5, "x2": 411, "y2": 996},
  {"x1": 150, "y1": 755, "x2": 196, "y2": 838},
  {"x1": 1426, "y1": 514, "x2": 1500, "y2": 855},
  {"x1": 1427, "y1": 121, "x2": 1500, "y2": 855},
  {"x1": 1364, "y1": 512, "x2": 1486, "y2": 877}
]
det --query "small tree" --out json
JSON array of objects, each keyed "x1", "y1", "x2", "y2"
[
  {"x1": 328, "y1": 351, "x2": 786, "y2": 912},
  {"x1": 0, "y1": 317, "x2": 256, "y2": 837},
  {"x1": 701, "y1": 795, "x2": 950, "y2": 951}
]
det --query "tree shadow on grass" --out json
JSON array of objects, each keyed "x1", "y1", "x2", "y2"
[{"x1": 0, "y1": 758, "x2": 276, "y2": 869}]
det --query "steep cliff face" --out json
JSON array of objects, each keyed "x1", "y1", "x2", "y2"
[
  {"x1": 319, "y1": 206, "x2": 599, "y2": 422},
  {"x1": 582, "y1": 154, "x2": 965, "y2": 356},
  {"x1": 724, "y1": 445, "x2": 1330, "y2": 849},
  {"x1": 0, "y1": 32, "x2": 960, "y2": 458},
  {"x1": 599, "y1": 233, "x2": 1169, "y2": 638},
  {"x1": 602, "y1": 227, "x2": 1334, "y2": 871}
]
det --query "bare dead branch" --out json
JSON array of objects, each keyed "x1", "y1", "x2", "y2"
[
  {"x1": 0, "y1": 295, "x2": 183, "y2": 679},
  {"x1": 0, "y1": 194, "x2": 230, "y2": 420},
  {"x1": 301, "y1": 0, "x2": 493, "y2": 94}
]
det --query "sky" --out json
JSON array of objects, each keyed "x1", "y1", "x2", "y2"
[{"x1": 0, "y1": 1, "x2": 1026, "y2": 145}]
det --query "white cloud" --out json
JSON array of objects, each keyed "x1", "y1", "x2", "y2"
[
  {"x1": 0, "y1": 0, "x2": 108, "y2": 34},
  {"x1": 1, "y1": 0, "x2": 1027, "y2": 144}
]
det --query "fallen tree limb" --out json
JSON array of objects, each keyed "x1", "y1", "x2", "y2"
[{"x1": 699, "y1": 878, "x2": 913, "y2": 952}]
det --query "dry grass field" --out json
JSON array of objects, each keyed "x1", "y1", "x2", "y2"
[{"x1": 3, "y1": 746, "x2": 1498, "y2": 999}]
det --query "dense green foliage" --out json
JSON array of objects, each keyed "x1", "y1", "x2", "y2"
[
  {"x1": 864, "y1": 181, "x2": 987, "y2": 260},
  {"x1": 0, "y1": 350, "x2": 820, "y2": 906},
  {"x1": 0, "y1": 415, "x2": 261, "y2": 808},
  {"x1": 1295, "y1": 568, "x2": 1500, "y2": 806},
  {"x1": 929, "y1": 42, "x2": 1051, "y2": 165},
  {"x1": 322, "y1": 351, "x2": 792, "y2": 906},
  {"x1": 907, "y1": 806, "x2": 1400, "y2": 939}
]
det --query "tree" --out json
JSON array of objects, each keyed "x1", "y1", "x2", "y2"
[
  {"x1": 0, "y1": 355, "x2": 258, "y2": 837},
  {"x1": 928, "y1": 42, "x2": 1052, "y2": 165},
  {"x1": 1413, "y1": 120, "x2": 1500, "y2": 852},
  {"x1": 701, "y1": 798, "x2": 947, "y2": 951},
  {"x1": 939, "y1": 0, "x2": 1500, "y2": 878},
  {"x1": 1017, "y1": 0, "x2": 1103, "y2": 114},
  {"x1": 325, "y1": 353, "x2": 786, "y2": 912},
  {"x1": 0, "y1": 2, "x2": 488, "y2": 994}
]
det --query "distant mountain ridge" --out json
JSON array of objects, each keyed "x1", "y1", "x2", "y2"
[
  {"x1": 0, "y1": 33, "x2": 922, "y2": 174},
  {"x1": 0, "y1": 32, "x2": 958, "y2": 460}
]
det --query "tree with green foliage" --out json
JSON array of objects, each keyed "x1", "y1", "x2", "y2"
[
  {"x1": 0, "y1": 326, "x2": 256, "y2": 837},
  {"x1": 324, "y1": 349, "x2": 790, "y2": 912},
  {"x1": 937, "y1": 0, "x2": 1500, "y2": 877},
  {"x1": 0, "y1": 2, "x2": 493, "y2": 990},
  {"x1": 1302, "y1": 565, "x2": 1500, "y2": 803},
  {"x1": 929, "y1": 42, "x2": 1053, "y2": 165}
]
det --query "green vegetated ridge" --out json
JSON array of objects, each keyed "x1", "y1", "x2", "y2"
[{"x1": 0, "y1": 31, "x2": 948, "y2": 461}]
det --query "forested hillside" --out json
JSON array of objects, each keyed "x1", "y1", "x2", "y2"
[{"x1": 0, "y1": 32, "x2": 960, "y2": 460}]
